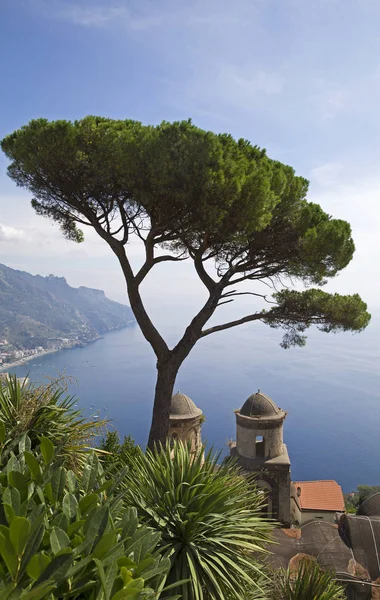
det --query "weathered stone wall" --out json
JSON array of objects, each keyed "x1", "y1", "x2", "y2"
[
  {"x1": 169, "y1": 416, "x2": 202, "y2": 453},
  {"x1": 277, "y1": 467, "x2": 291, "y2": 526},
  {"x1": 300, "y1": 510, "x2": 341, "y2": 524},
  {"x1": 236, "y1": 420, "x2": 284, "y2": 459},
  {"x1": 290, "y1": 483, "x2": 302, "y2": 525}
]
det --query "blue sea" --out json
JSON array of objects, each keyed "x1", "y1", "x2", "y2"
[{"x1": 8, "y1": 315, "x2": 380, "y2": 492}]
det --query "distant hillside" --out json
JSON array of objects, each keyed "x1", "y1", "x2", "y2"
[{"x1": 0, "y1": 263, "x2": 134, "y2": 350}]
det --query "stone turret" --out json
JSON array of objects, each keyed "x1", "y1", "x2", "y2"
[
  {"x1": 231, "y1": 389, "x2": 291, "y2": 526},
  {"x1": 169, "y1": 392, "x2": 203, "y2": 454},
  {"x1": 236, "y1": 389, "x2": 287, "y2": 462}
]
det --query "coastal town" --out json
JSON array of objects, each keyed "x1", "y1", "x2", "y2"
[
  {"x1": 0, "y1": 263, "x2": 134, "y2": 371},
  {"x1": 0, "y1": 336, "x2": 85, "y2": 370}
]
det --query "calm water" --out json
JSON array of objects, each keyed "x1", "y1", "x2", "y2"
[{"x1": 9, "y1": 315, "x2": 380, "y2": 492}]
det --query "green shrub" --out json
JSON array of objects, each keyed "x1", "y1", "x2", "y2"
[
  {"x1": 271, "y1": 558, "x2": 345, "y2": 600},
  {"x1": 124, "y1": 440, "x2": 273, "y2": 600},
  {"x1": 0, "y1": 375, "x2": 106, "y2": 470},
  {"x1": 98, "y1": 431, "x2": 141, "y2": 473},
  {"x1": 0, "y1": 433, "x2": 174, "y2": 599}
]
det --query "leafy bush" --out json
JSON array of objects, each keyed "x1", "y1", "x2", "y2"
[
  {"x1": 345, "y1": 484, "x2": 380, "y2": 512},
  {"x1": 0, "y1": 433, "x2": 174, "y2": 599},
  {"x1": 124, "y1": 440, "x2": 273, "y2": 600},
  {"x1": 99, "y1": 431, "x2": 141, "y2": 472},
  {"x1": 271, "y1": 558, "x2": 345, "y2": 600},
  {"x1": 0, "y1": 375, "x2": 106, "y2": 470}
]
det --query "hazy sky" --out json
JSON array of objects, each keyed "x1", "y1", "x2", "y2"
[{"x1": 1, "y1": 0, "x2": 379, "y2": 319}]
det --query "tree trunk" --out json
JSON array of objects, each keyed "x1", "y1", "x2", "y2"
[
  {"x1": 146, "y1": 303, "x2": 219, "y2": 448},
  {"x1": 147, "y1": 359, "x2": 178, "y2": 449}
]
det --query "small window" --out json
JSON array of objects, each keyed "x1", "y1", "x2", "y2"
[{"x1": 255, "y1": 436, "x2": 265, "y2": 458}]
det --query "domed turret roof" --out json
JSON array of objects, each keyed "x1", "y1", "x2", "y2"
[
  {"x1": 170, "y1": 392, "x2": 202, "y2": 420},
  {"x1": 240, "y1": 390, "x2": 281, "y2": 417}
]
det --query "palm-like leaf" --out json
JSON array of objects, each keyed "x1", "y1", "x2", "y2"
[
  {"x1": 0, "y1": 375, "x2": 106, "y2": 469},
  {"x1": 124, "y1": 440, "x2": 273, "y2": 600},
  {"x1": 272, "y1": 558, "x2": 345, "y2": 600}
]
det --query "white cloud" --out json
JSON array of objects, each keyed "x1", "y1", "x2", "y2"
[
  {"x1": 0, "y1": 224, "x2": 26, "y2": 242},
  {"x1": 310, "y1": 84, "x2": 347, "y2": 121},
  {"x1": 222, "y1": 67, "x2": 284, "y2": 99},
  {"x1": 164, "y1": 64, "x2": 284, "y2": 118},
  {"x1": 35, "y1": 0, "x2": 164, "y2": 30},
  {"x1": 310, "y1": 162, "x2": 343, "y2": 187},
  {"x1": 52, "y1": 4, "x2": 127, "y2": 27},
  {"x1": 308, "y1": 162, "x2": 380, "y2": 307},
  {"x1": 34, "y1": 0, "x2": 262, "y2": 30}
]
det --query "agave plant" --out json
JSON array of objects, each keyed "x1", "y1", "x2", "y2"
[
  {"x1": 271, "y1": 558, "x2": 345, "y2": 600},
  {"x1": 0, "y1": 375, "x2": 106, "y2": 470},
  {"x1": 124, "y1": 440, "x2": 273, "y2": 600}
]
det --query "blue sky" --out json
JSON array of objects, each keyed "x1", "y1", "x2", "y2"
[{"x1": 1, "y1": 0, "x2": 380, "y2": 319}]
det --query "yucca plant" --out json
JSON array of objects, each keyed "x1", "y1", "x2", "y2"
[
  {"x1": 124, "y1": 440, "x2": 273, "y2": 600},
  {"x1": 271, "y1": 558, "x2": 345, "y2": 600},
  {"x1": 0, "y1": 375, "x2": 106, "y2": 470}
]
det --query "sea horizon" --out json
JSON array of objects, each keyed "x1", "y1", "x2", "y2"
[{"x1": 7, "y1": 310, "x2": 380, "y2": 494}]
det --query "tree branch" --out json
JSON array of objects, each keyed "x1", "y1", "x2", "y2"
[
  {"x1": 223, "y1": 267, "x2": 284, "y2": 287},
  {"x1": 194, "y1": 257, "x2": 217, "y2": 292},
  {"x1": 217, "y1": 299, "x2": 234, "y2": 307},
  {"x1": 193, "y1": 237, "x2": 217, "y2": 293},
  {"x1": 221, "y1": 290, "x2": 272, "y2": 301},
  {"x1": 88, "y1": 217, "x2": 169, "y2": 359},
  {"x1": 200, "y1": 313, "x2": 263, "y2": 337},
  {"x1": 135, "y1": 253, "x2": 188, "y2": 285},
  {"x1": 116, "y1": 199, "x2": 130, "y2": 244}
]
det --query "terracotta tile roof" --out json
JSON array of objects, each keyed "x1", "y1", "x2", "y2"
[{"x1": 293, "y1": 480, "x2": 345, "y2": 512}]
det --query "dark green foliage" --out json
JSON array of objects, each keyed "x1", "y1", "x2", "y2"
[
  {"x1": 0, "y1": 375, "x2": 107, "y2": 471},
  {"x1": 0, "y1": 263, "x2": 133, "y2": 350},
  {"x1": 355, "y1": 484, "x2": 380, "y2": 507},
  {"x1": 266, "y1": 289, "x2": 370, "y2": 348},
  {"x1": 124, "y1": 441, "x2": 273, "y2": 600},
  {"x1": 0, "y1": 118, "x2": 351, "y2": 269},
  {"x1": 0, "y1": 436, "x2": 173, "y2": 599},
  {"x1": 98, "y1": 431, "x2": 141, "y2": 472},
  {"x1": 345, "y1": 485, "x2": 380, "y2": 512},
  {"x1": 271, "y1": 558, "x2": 345, "y2": 600},
  {"x1": 1, "y1": 118, "x2": 299, "y2": 242}
]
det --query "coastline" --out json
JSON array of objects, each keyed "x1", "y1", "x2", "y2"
[
  {"x1": 0, "y1": 347, "x2": 61, "y2": 372},
  {"x1": 0, "y1": 324, "x2": 135, "y2": 373}
]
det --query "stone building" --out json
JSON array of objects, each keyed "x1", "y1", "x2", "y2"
[
  {"x1": 169, "y1": 392, "x2": 203, "y2": 454},
  {"x1": 290, "y1": 479, "x2": 345, "y2": 524},
  {"x1": 230, "y1": 389, "x2": 291, "y2": 526}
]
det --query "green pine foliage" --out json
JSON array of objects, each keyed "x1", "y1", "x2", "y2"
[
  {"x1": 268, "y1": 289, "x2": 370, "y2": 348},
  {"x1": 0, "y1": 433, "x2": 174, "y2": 600},
  {"x1": 124, "y1": 441, "x2": 273, "y2": 600}
]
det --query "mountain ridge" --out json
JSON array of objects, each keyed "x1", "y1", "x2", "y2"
[{"x1": 0, "y1": 263, "x2": 134, "y2": 357}]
